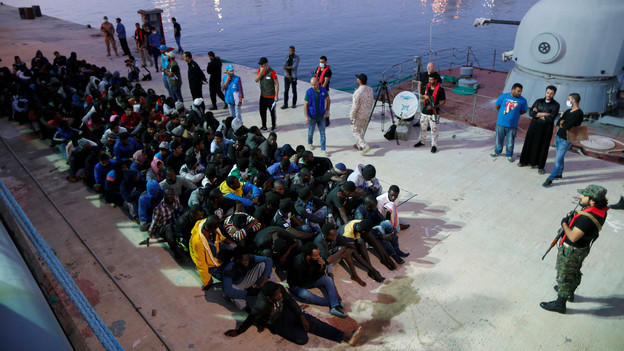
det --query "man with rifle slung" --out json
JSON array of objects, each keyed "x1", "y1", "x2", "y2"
[
  {"x1": 540, "y1": 185, "x2": 609, "y2": 314},
  {"x1": 413, "y1": 72, "x2": 445, "y2": 154}
]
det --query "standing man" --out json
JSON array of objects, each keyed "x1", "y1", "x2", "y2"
[
  {"x1": 206, "y1": 51, "x2": 227, "y2": 110},
  {"x1": 414, "y1": 62, "x2": 437, "y2": 127},
  {"x1": 314, "y1": 56, "x2": 332, "y2": 125},
  {"x1": 134, "y1": 23, "x2": 152, "y2": 67},
  {"x1": 304, "y1": 77, "x2": 330, "y2": 157},
  {"x1": 184, "y1": 52, "x2": 207, "y2": 100},
  {"x1": 222, "y1": 64, "x2": 244, "y2": 123},
  {"x1": 171, "y1": 17, "x2": 183, "y2": 54},
  {"x1": 350, "y1": 73, "x2": 374, "y2": 155},
  {"x1": 543, "y1": 93, "x2": 584, "y2": 187},
  {"x1": 165, "y1": 52, "x2": 183, "y2": 102},
  {"x1": 115, "y1": 18, "x2": 131, "y2": 57},
  {"x1": 490, "y1": 83, "x2": 528, "y2": 162},
  {"x1": 282, "y1": 46, "x2": 299, "y2": 109},
  {"x1": 518, "y1": 85, "x2": 560, "y2": 173},
  {"x1": 413, "y1": 72, "x2": 446, "y2": 153},
  {"x1": 255, "y1": 57, "x2": 279, "y2": 131},
  {"x1": 540, "y1": 185, "x2": 609, "y2": 313},
  {"x1": 100, "y1": 16, "x2": 119, "y2": 57},
  {"x1": 148, "y1": 28, "x2": 163, "y2": 71},
  {"x1": 159, "y1": 45, "x2": 172, "y2": 97}
]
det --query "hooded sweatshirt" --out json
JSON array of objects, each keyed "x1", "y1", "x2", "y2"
[{"x1": 138, "y1": 180, "x2": 163, "y2": 223}]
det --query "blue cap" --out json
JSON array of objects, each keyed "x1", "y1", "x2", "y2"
[
  {"x1": 334, "y1": 163, "x2": 347, "y2": 174},
  {"x1": 225, "y1": 64, "x2": 234, "y2": 72},
  {"x1": 159, "y1": 44, "x2": 167, "y2": 50}
]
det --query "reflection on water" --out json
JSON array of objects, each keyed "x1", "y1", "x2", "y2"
[{"x1": 5, "y1": 0, "x2": 537, "y2": 88}]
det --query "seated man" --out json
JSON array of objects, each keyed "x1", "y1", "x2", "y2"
[
  {"x1": 347, "y1": 163, "x2": 382, "y2": 197},
  {"x1": 93, "y1": 153, "x2": 115, "y2": 193},
  {"x1": 204, "y1": 188, "x2": 237, "y2": 222},
  {"x1": 114, "y1": 132, "x2": 143, "y2": 161},
  {"x1": 340, "y1": 219, "x2": 396, "y2": 271},
  {"x1": 145, "y1": 189, "x2": 183, "y2": 252},
  {"x1": 287, "y1": 242, "x2": 348, "y2": 318},
  {"x1": 253, "y1": 192, "x2": 280, "y2": 228},
  {"x1": 314, "y1": 223, "x2": 368, "y2": 286},
  {"x1": 294, "y1": 187, "x2": 327, "y2": 234},
  {"x1": 223, "y1": 212, "x2": 262, "y2": 248},
  {"x1": 138, "y1": 180, "x2": 163, "y2": 231},
  {"x1": 224, "y1": 281, "x2": 362, "y2": 346},
  {"x1": 325, "y1": 181, "x2": 358, "y2": 225},
  {"x1": 160, "y1": 167, "x2": 197, "y2": 198},
  {"x1": 174, "y1": 205, "x2": 205, "y2": 258},
  {"x1": 219, "y1": 176, "x2": 261, "y2": 208},
  {"x1": 190, "y1": 216, "x2": 231, "y2": 289},
  {"x1": 210, "y1": 130, "x2": 233, "y2": 156},
  {"x1": 376, "y1": 185, "x2": 410, "y2": 231},
  {"x1": 371, "y1": 220, "x2": 410, "y2": 265},
  {"x1": 272, "y1": 199, "x2": 317, "y2": 239},
  {"x1": 268, "y1": 158, "x2": 299, "y2": 185},
  {"x1": 222, "y1": 249, "x2": 274, "y2": 310}
]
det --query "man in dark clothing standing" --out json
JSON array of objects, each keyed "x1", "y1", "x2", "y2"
[
  {"x1": 206, "y1": 51, "x2": 227, "y2": 110},
  {"x1": 540, "y1": 185, "x2": 609, "y2": 313},
  {"x1": 518, "y1": 86, "x2": 560, "y2": 173},
  {"x1": 115, "y1": 18, "x2": 132, "y2": 56},
  {"x1": 183, "y1": 52, "x2": 206, "y2": 100},
  {"x1": 255, "y1": 57, "x2": 279, "y2": 131},
  {"x1": 543, "y1": 93, "x2": 583, "y2": 187},
  {"x1": 282, "y1": 46, "x2": 299, "y2": 109},
  {"x1": 171, "y1": 17, "x2": 183, "y2": 54},
  {"x1": 413, "y1": 72, "x2": 445, "y2": 153}
]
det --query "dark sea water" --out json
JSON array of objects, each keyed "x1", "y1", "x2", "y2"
[{"x1": 8, "y1": 0, "x2": 537, "y2": 89}]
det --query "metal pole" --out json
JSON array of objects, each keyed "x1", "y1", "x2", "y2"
[
  {"x1": 493, "y1": 49, "x2": 496, "y2": 70},
  {"x1": 466, "y1": 46, "x2": 471, "y2": 66},
  {"x1": 429, "y1": 20, "x2": 433, "y2": 54},
  {"x1": 471, "y1": 94, "x2": 478, "y2": 124}
]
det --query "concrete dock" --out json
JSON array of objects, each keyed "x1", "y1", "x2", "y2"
[{"x1": 1, "y1": 4, "x2": 623, "y2": 350}]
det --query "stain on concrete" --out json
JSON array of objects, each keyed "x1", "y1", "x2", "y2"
[
  {"x1": 75, "y1": 278, "x2": 100, "y2": 306},
  {"x1": 108, "y1": 320, "x2": 126, "y2": 337},
  {"x1": 80, "y1": 326, "x2": 94, "y2": 338},
  {"x1": 564, "y1": 336, "x2": 572, "y2": 343},
  {"x1": 357, "y1": 276, "x2": 419, "y2": 345},
  {"x1": 188, "y1": 344, "x2": 195, "y2": 348}
]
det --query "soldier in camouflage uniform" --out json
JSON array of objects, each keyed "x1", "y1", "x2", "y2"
[{"x1": 540, "y1": 185, "x2": 609, "y2": 313}]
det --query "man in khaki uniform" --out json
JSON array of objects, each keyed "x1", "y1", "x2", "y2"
[
  {"x1": 350, "y1": 74, "x2": 374, "y2": 155},
  {"x1": 100, "y1": 16, "x2": 119, "y2": 57}
]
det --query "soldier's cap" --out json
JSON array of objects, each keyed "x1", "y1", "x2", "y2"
[{"x1": 577, "y1": 184, "x2": 607, "y2": 201}]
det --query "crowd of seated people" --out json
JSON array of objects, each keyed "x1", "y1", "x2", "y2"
[{"x1": 0, "y1": 50, "x2": 411, "y2": 346}]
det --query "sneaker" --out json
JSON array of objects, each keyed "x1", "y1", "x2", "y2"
[
  {"x1": 270, "y1": 126, "x2": 276, "y2": 132},
  {"x1": 538, "y1": 168, "x2": 546, "y2": 174},
  {"x1": 489, "y1": 152, "x2": 499, "y2": 157},
  {"x1": 413, "y1": 141, "x2": 424, "y2": 148},
  {"x1": 431, "y1": 146, "x2": 437, "y2": 153},
  {"x1": 361, "y1": 145, "x2": 372, "y2": 155},
  {"x1": 353, "y1": 144, "x2": 360, "y2": 150},
  {"x1": 392, "y1": 255, "x2": 405, "y2": 264},
  {"x1": 280, "y1": 105, "x2": 288, "y2": 109},
  {"x1": 330, "y1": 307, "x2": 348, "y2": 318},
  {"x1": 542, "y1": 179, "x2": 552, "y2": 187},
  {"x1": 321, "y1": 150, "x2": 329, "y2": 157},
  {"x1": 260, "y1": 126, "x2": 268, "y2": 131},
  {"x1": 307, "y1": 144, "x2": 315, "y2": 150},
  {"x1": 507, "y1": 157, "x2": 514, "y2": 163},
  {"x1": 291, "y1": 104, "x2": 297, "y2": 108}
]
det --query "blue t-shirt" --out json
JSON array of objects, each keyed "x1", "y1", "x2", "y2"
[{"x1": 495, "y1": 93, "x2": 528, "y2": 127}]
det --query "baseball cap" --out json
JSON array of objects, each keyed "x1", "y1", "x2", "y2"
[
  {"x1": 355, "y1": 73, "x2": 367, "y2": 85},
  {"x1": 167, "y1": 51, "x2": 175, "y2": 58},
  {"x1": 225, "y1": 64, "x2": 234, "y2": 72},
  {"x1": 577, "y1": 184, "x2": 607, "y2": 201},
  {"x1": 333, "y1": 162, "x2": 347, "y2": 174},
  {"x1": 159, "y1": 44, "x2": 167, "y2": 50},
  {"x1": 258, "y1": 57, "x2": 268, "y2": 65},
  {"x1": 159, "y1": 141, "x2": 169, "y2": 150}
]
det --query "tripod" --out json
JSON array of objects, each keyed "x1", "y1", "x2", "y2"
[{"x1": 364, "y1": 80, "x2": 399, "y2": 145}]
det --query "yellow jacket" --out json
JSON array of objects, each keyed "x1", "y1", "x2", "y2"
[{"x1": 189, "y1": 218, "x2": 226, "y2": 286}]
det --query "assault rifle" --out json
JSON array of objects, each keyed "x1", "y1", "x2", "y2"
[{"x1": 541, "y1": 203, "x2": 580, "y2": 260}]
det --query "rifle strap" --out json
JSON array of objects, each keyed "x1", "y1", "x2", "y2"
[{"x1": 578, "y1": 212, "x2": 602, "y2": 232}]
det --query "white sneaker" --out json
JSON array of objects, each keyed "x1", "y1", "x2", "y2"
[
  {"x1": 308, "y1": 144, "x2": 315, "y2": 150},
  {"x1": 321, "y1": 150, "x2": 329, "y2": 157},
  {"x1": 361, "y1": 145, "x2": 372, "y2": 155}
]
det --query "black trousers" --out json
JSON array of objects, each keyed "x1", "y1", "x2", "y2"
[
  {"x1": 283, "y1": 77, "x2": 297, "y2": 106},
  {"x1": 119, "y1": 38, "x2": 131, "y2": 56},
  {"x1": 190, "y1": 83, "x2": 203, "y2": 100},
  {"x1": 259, "y1": 96, "x2": 276, "y2": 129},
  {"x1": 209, "y1": 79, "x2": 225, "y2": 108},
  {"x1": 270, "y1": 309, "x2": 343, "y2": 345}
]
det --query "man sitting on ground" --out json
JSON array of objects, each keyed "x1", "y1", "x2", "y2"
[{"x1": 222, "y1": 249, "x2": 274, "y2": 310}]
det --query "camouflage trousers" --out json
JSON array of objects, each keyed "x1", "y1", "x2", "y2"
[{"x1": 555, "y1": 244, "x2": 590, "y2": 299}]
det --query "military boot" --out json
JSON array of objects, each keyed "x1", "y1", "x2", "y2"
[
  {"x1": 553, "y1": 285, "x2": 574, "y2": 302},
  {"x1": 540, "y1": 296, "x2": 567, "y2": 314}
]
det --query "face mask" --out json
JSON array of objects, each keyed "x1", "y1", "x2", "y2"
[
  {"x1": 319, "y1": 63, "x2": 325, "y2": 68},
  {"x1": 566, "y1": 100, "x2": 572, "y2": 108}
]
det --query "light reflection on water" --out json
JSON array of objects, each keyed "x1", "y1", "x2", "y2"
[{"x1": 5, "y1": 0, "x2": 537, "y2": 88}]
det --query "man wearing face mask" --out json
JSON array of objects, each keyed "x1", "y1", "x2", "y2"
[
  {"x1": 543, "y1": 93, "x2": 584, "y2": 187},
  {"x1": 314, "y1": 56, "x2": 332, "y2": 126},
  {"x1": 518, "y1": 85, "x2": 560, "y2": 173}
]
